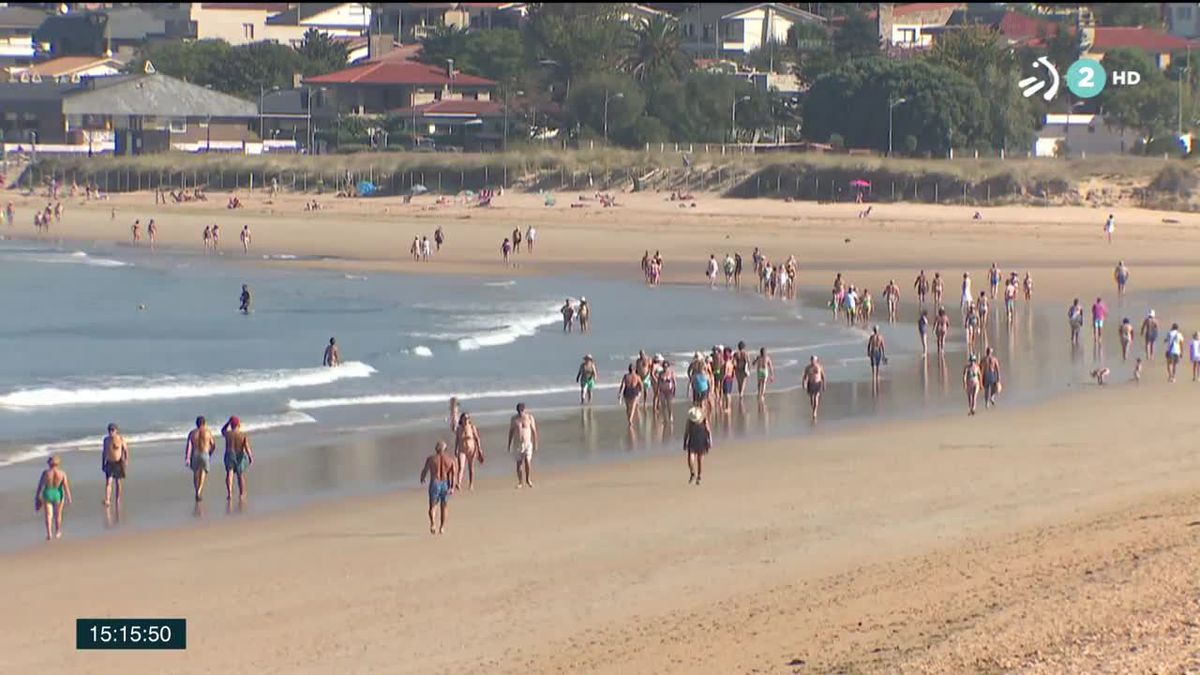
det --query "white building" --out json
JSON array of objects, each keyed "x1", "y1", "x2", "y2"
[
  {"x1": 190, "y1": 3, "x2": 370, "y2": 47},
  {"x1": 675, "y1": 3, "x2": 826, "y2": 57},
  {"x1": 1033, "y1": 113, "x2": 1137, "y2": 157},
  {"x1": 1166, "y1": 3, "x2": 1200, "y2": 39}
]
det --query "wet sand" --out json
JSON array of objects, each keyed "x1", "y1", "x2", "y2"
[{"x1": 2, "y1": 189, "x2": 1200, "y2": 672}]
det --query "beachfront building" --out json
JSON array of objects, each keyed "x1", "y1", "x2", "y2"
[
  {"x1": 190, "y1": 3, "x2": 370, "y2": 46},
  {"x1": 0, "y1": 72, "x2": 259, "y2": 154},
  {"x1": 371, "y1": 3, "x2": 527, "y2": 43},
  {"x1": 876, "y1": 3, "x2": 964, "y2": 52},
  {"x1": 303, "y1": 55, "x2": 497, "y2": 117},
  {"x1": 1033, "y1": 113, "x2": 1136, "y2": 158},
  {"x1": 0, "y1": 5, "x2": 48, "y2": 68},
  {"x1": 654, "y1": 2, "x2": 826, "y2": 58}
]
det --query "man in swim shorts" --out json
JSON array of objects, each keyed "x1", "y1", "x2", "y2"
[
  {"x1": 561, "y1": 299, "x2": 575, "y2": 333},
  {"x1": 1091, "y1": 296, "x2": 1107, "y2": 346},
  {"x1": 802, "y1": 356, "x2": 825, "y2": 421},
  {"x1": 1114, "y1": 261, "x2": 1129, "y2": 299},
  {"x1": 239, "y1": 284, "x2": 252, "y2": 314},
  {"x1": 981, "y1": 347, "x2": 1002, "y2": 408},
  {"x1": 221, "y1": 416, "x2": 254, "y2": 501},
  {"x1": 184, "y1": 416, "x2": 216, "y2": 502},
  {"x1": 419, "y1": 441, "x2": 457, "y2": 534},
  {"x1": 323, "y1": 337, "x2": 341, "y2": 367},
  {"x1": 507, "y1": 403, "x2": 538, "y2": 488},
  {"x1": 1141, "y1": 310, "x2": 1159, "y2": 360},
  {"x1": 576, "y1": 354, "x2": 597, "y2": 404},
  {"x1": 101, "y1": 423, "x2": 128, "y2": 507},
  {"x1": 867, "y1": 326, "x2": 887, "y2": 392}
]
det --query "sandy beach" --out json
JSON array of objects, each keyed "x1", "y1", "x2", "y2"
[{"x1": 2, "y1": 187, "x2": 1200, "y2": 673}]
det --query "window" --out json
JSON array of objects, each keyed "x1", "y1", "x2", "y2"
[
  {"x1": 1177, "y1": 6, "x2": 1194, "y2": 20},
  {"x1": 242, "y1": 23, "x2": 255, "y2": 40},
  {"x1": 898, "y1": 28, "x2": 918, "y2": 44},
  {"x1": 169, "y1": 118, "x2": 187, "y2": 133}
]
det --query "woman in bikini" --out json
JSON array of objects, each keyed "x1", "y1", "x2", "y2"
[
  {"x1": 35, "y1": 456, "x2": 72, "y2": 540},
  {"x1": 657, "y1": 360, "x2": 676, "y2": 423},
  {"x1": 963, "y1": 355, "x2": 982, "y2": 416},
  {"x1": 453, "y1": 413, "x2": 484, "y2": 491}
]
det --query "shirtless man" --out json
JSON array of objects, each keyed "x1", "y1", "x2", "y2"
[
  {"x1": 802, "y1": 356, "x2": 825, "y2": 421},
  {"x1": 240, "y1": 225, "x2": 252, "y2": 254},
  {"x1": 239, "y1": 284, "x2": 252, "y2": 314},
  {"x1": 101, "y1": 423, "x2": 128, "y2": 507},
  {"x1": 753, "y1": 347, "x2": 774, "y2": 400},
  {"x1": 577, "y1": 298, "x2": 591, "y2": 333},
  {"x1": 323, "y1": 337, "x2": 341, "y2": 367},
  {"x1": 988, "y1": 263, "x2": 1001, "y2": 299},
  {"x1": 1003, "y1": 277, "x2": 1017, "y2": 323},
  {"x1": 1022, "y1": 272, "x2": 1033, "y2": 302},
  {"x1": 454, "y1": 414, "x2": 484, "y2": 491},
  {"x1": 561, "y1": 298, "x2": 575, "y2": 333},
  {"x1": 867, "y1": 326, "x2": 887, "y2": 391},
  {"x1": 1118, "y1": 318, "x2": 1134, "y2": 361},
  {"x1": 576, "y1": 354, "x2": 597, "y2": 404},
  {"x1": 507, "y1": 403, "x2": 538, "y2": 488},
  {"x1": 981, "y1": 347, "x2": 1002, "y2": 408},
  {"x1": 220, "y1": 416, "x2": 254, "y2": 501},
  {"x1": 1114, "y1": 260, "x2": 1129, "y2": 299},
  {"x1": 619, "y1": 364, "x2": 644, "y2": 426},
  {"x1": 419, "y1": 441, "x2": 457, "y2": 534},
  {"x1": 1067, "y1": 298, "x2": 1084, "y2": 346},
  {"x1": 883, "y1": 280, "x2": 900, "y2": 322},
  {"x1": 1141, "y1": 310, "x2": 1159, "y2": 360},
  {"x1": 913, "y1": 270, "x2": 929, "y2": 308},
  {"x1": 184, "y1": 416, "x2": 216, "y2": 502}
]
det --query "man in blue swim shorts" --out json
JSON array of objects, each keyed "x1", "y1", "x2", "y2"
[{"x1": 420, "y1": 441, "x2": 457, "y2": 535}]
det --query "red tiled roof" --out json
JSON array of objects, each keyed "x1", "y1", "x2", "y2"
[
  {"x1": 1092, "y1": 26, "x2": 1196, "y2": 52},
  {"x1": 998, "y1": 12, "x2": 1050, "y2": 43},
  {"x1": 894, "y1": 3, "x2": 963, "y2": 17},
  {"x1": 305, "y1": 60, "x2": 496, "y2": 87},
  {"x1": 392, "y1": 99, "x2": 505, "y2": 116}
]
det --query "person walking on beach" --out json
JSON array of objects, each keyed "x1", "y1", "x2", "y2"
[
  {"x1": 561, "y1": 298, "x2": 575, "y2": 333},
  {"x1": 221, "y1": 416, "x2": 254, "y2": 502},
  {"x1": 577, "y1": 298, "x2": 590, "y2": 333},
  {"x1": 1104, "y1": 213, "x2": 1115, "y2": 243},
  {"x1": 883, "y1": 280, "x2": 900, "y2": 323},
  {"x1": 131, "y1": 219, "x2": 141, "y2": 245},
  {"x1": 1191, "y1": 332, "x2": 1200, "y2": 382},
  {"x1": 448, "y1": 398, "x2": 459, "y2": 433},
  {"x1": 419, "y1": 441, "x2": 456, "y2": 534},
  {"x1": 1068, "y1": 298, "x2": 1084, "y2": 346},
  {"x1": 184, "y1": 416, "x2": 216, "y2": 502},
  {"x1": 434, "y1": 227, "x2": 445, "y2": 252},
  {"x1": 526, "y1": 225, "x2": 536, "y2": 253},
  {"x1": 753, "y1": 347, "x2": 774, "y2": 400},
  {"x1": 101, "y1": 423, "x2": 128, "y2": 507},
  {"x1": 1114, "y1": 261, "x2": 1129, "y2": 300},
  {"x1": 35, "y1": 456, "x2": 72, "y2": 540},
  {"x1": 935, "y1": 308, "x2": 950, "y2": 357},
  {"x1": 511, "y1": 227, "x2": 522, "y2": 254},
  {"x1": 707, "y1": 255, "x2": 719, "y2": 289},
  {"x1": 960, "y1": 273, "x2": 972, "y2": 319},
  {"x1": 507, "y1": 403, "x2": 538, "y2": 488},
  {"x1": 1004, "y1": 277, "x2": 1017, "y2": 324},
  {"x1": 1091, "y1": 297, "x2": 1108, "y2": 346},
  {"x1": 1022, "y1": 272, "x2": 1033, "y2": 303},
  {"x1": 619, "y1": 364, "x2": 644, "y2": 427},
  {"x1": 932, "y1": 273, "x2": 945, "y2": 308},
  {"x1": 147, "y1": 219, "x2": 157, "y2": 249},
  {"x1": 1141, "y1": 310, "x2": 1159, "y2": 360},
  {"x1": 1119, "y1": 319, "x2": 1134, "y2": 361},
  {"x1": 323, "y1": 338, "x2": 341, "y2": 367},
  {"x1": 683, "y1": 406, "x2": 711, "y2": 485},
  {"x1": 501, "y1": 238, "x2": 512, "y2": 264},
  {"x1": 963, "y1": 355, "x2": 982, "y2": 416},
  {"x1": 1166, "y1": 323, "x2": 1184, "y2": 382},
  {"x1": 802, "y1": 356, "x2": 825, "y2": 421},
  {"x1": 657, "y1": 359, "x2": 676, "y2": 422},
  {"x1": 239, "y1": 284, "x2": 252, "y2": 314},
  {"x1": 576, "y1": 355, "x2": 597, "y2": 404},
  {"x1": 981, "y1": 347, "x2": 1002, "y2": 409},
  {"x1": 913, "y1": 270, "x2": 929, "y2": 308},
  {"x1": 454, "y1": 413, "x2": 484, "y2": 491},
  {"x1": 240, "y1": 225, "x2": 252, "y2": 254},
  {"x1": 918, "y1": 309, "x2": 930, "y2": 356},
  {"x1": 734, "y1": 342, "x2": 751, "y2": 398},
  {"x1": 734, "y1": 252, "x2": 743, "y2": 288},
  {"x1": 988, "y1": 263, "x2": 1001, "y2": 299},
  {"x1": 203, "y1": 225, "x2": 212, "y2": 252},
  {"x1": 867, "y1": 326, "x2": 887, "y2": 392}
]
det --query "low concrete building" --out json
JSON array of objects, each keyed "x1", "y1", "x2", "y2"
[{"x1": 1033, "y1": 113, "x2": 1137, "y2": 158}]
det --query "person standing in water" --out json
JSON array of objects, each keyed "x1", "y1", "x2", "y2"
[
  {"x1": 323, "y1": 338, "x2": 341, "y2": 367},
  {"x1": 560, "y1": 299, "x2": 575, "y2": 333},
  {"x1": 988, "y1": 263, "x2": 1001, "y2": 299},
  {"x1": 917, "y1": 309, "x2": 930, "y2": 356},
  {"x1": 963, "y1": 355, "x2": 982, "y2": 416},
  {"x1": 1114, "y1": 261, "x2": 1129, "y2": 300},
  {"x1": 683, "y1": 406, "x2": 711, "y2": 485},
  {"x1": 239, "y1": 284, "x2": 252, "y2": 314},
  {"x1": 959, "y1": 273, "x2": 972, "y2": 319},
  {"x1": 932, "y1": 272, "x2": 945, "y2": 308},
  {"x1": 1141, "y1": 310, "x2": 1159, "y2": 360},
  {"x1": 883, "y1": 280, "x2": 900, "y2": 323},
  {"x1": 1022, "y1": 272, "x2": 1033, "y2": 303},
  {"x1": 913, "y1": 270, "x2": 929, "y2": 308},
  {"x1": 981, "y1": 347, "x2": 1002, "y2": 408},
  {"x1": 419, "y1": 441, "x2": 457, "y2": 534},
  {"x1": 501, "y1": 238, "x2": 512, "y2": 264},
  {"x1": 1091, "y1": 297, "x2": 1108, "y2": 346},
  {"x1": 576, "y1": 355, "x2": 597, "y2": 404},
  {"x1": 577, "y1": 297, "x2": 590, "y2": 333},
  {"x1": 35, "y1": 456, "x2": 72, "y2": 540},
  {"x1": 734, "y1": 342, "x2": 751, "y2": 398},
  {"x1": 454, "y1": 413, "x2": 484, "y2": 491},
  {"x1": 101, "y1": 423, "x2": 128, "y2": 507},
  {"x1": 934, "y1": 308, "x2": 951, "y2": 357},
  {"x1": 221, "y1": 416, "x2": 254, "y2": 502},
  {"x1": 802, "y1": 356, "x2": 825, "y2": 421},
  {"x1": 867, "y1": 326, "x2": 887, "y2": 392},
  {"x1": 526, "y1": 225, "x2": 536, "y2": 253},
  {"x1": 657, "y1": 359, "x2": 676, "y2": 422},
  {"x1": 147, "y1": 219, "x2": 157, "y2": 250},
  {"x1": 131, "y1": 219, "x2": 141, "y2": 245},
  {"x1": 753, "y1": 348, "x2": 774, "y2": 400},
  {"x1": 507, "y1": 403, "x2": 538, "y2": 489},
  {"x1": 618, "y1": 364, "x2": 644, "y2": 427},
  {"x1": 240, "y1": 225, "x2": 252, "y2": 254},
  {"x1": 184, "y1": 416, "x2": 216, "y2": 502}
]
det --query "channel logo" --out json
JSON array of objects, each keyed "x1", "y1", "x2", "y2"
[{"x1": 1019, "y1": 57, "x2": 1060, "y2": 101}]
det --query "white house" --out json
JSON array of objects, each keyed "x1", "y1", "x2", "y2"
[
  {"x1": 190, "y1": 3, "x2": 370, "y2": 47},
  {"x1": 676, "y1": 3, "x2": 825, "y2": 57},
  {"x1": 1166, "y1": 2, "x2": 1200, "y2": 39},
  {"x1": 1033, "y1": 113, "x2": 1136, "y2": 157}
]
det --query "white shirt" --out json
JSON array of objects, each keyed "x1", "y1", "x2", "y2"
[
  {"x1": 961, "y1": 278, "x2": 972, "y2": 303},
  {"x1": 1167, "y1": 329, "x2": 1183, "y2": 356},
  {"x1": 1105, "y1": 216, "x2": 1115, "y2": 231},
  {"x1": 1191, "y1": 339, "x2": 1200, "y2": 362},
  {"x1": 527, "y1": 228, "x2": 536, "y2": 241}
]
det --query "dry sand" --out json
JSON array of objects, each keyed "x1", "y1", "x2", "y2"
[{"x1": 2, "y1": 188, "x2": 1199, "y2": 673}]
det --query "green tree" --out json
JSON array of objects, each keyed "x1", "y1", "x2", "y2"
[
  {"x1": 1098, "y1": 48, "x2": 1175, "y2": 140},
  {"x1": 744, "y1": 41, "x2": 791, "y2": 74},
  {"x1": 127, "y1": 39, "x2": 232, "y2": 86},
  {"x1": 565, "y1": 73, "x2": 644, "y2": 143},
  {"x1": 296, "y1": 28, "x2": 349, "y2": 76},
  {"x1": 622, "y1": 15, "x2": 691, "y2": 82},
  {"x1": 419, "y1": 26, "x2": 476, "y2": 73},
  {"x1": 216, "y1": 42, "x2": 304, "y2": 99},
  {"x1": 833, "y1": 9, "x2": 879, "y2": 59},
  {"x1": 468, "y1": 28, "x2": 528, "y2": 86},
  {"x1": 1090, "y1": 3, "x2": 1162, "y2": 29},
  {"x1": 526, "y1": 3, "x2": 626, "y2": 100}
]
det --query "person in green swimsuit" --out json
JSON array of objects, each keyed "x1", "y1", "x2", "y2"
[
  {"x1": 35, "y1": 455, "x2": 73, "y2": 540},
  {"x1": 575, "y1": 355, "x2": 597, "y2": 405}
]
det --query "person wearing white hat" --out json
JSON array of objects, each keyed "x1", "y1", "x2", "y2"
[
  {"x1": 1140, "y1": 310, "x2": 1159, "y2": 361},
  {"x1": 683, "y1": 406, "x2": 711, "y2": 485}
]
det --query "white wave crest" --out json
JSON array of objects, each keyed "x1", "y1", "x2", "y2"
[
  {"x1": 0, "y1": 362, "x2": 375, "y2": 409},
  {"x1": 0, "y1": 250, "x2": 129, "y2": 268},
  {"x1": 289, "y1": 382, "x2": 617, "y2": 411},
  {"x1": 411, "y1": 345, "x2": 434, "y2": 357},
  {"x1": 456, "y1": 306, "x2": 560, "y2": 351}
]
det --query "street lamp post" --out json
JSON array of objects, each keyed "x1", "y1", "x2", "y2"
[
  {"x1": 603, "y1": 91, "x2": 624, "y2": 143},
  {"x1": 887, "y1": 96, "x2": 908, "y2": 157},
  {"x1": 731, "y1": 95, "x2": 750, "y2": 144}
]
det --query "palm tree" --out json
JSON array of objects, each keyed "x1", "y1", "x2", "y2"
[{"x1": 622, "y1": 15, "x2": 691, "y2": 83}]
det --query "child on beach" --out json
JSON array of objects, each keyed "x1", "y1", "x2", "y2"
[{"x1": 35, "y1": 456, "x2": 72, "y2": 540}]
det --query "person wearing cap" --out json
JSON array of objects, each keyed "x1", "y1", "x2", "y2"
[
  {"x1": 963, "y1": 354, "x2": 982, "y2": 415},
  {"x1": 575, "y1": 354, "x2": 598, "y2": 404},
  {"x1": 1114, "y1": 260, "x2": 1130, "y2": 299},
  {"x1": 184, "y1": 416, "x2": 216, "y2": 502},
  {"x1": 802, "y1": 356, "x2": 825, "y2": 421},
  {"x1": 683, "y1": 406, "x2": 711, "y2": 485},
  {"x1": 221, "y1": 416, "x2": 254, "y2": 501},
  {"x1": 1140, "y1": 310, "x2": 1159, "y2": 361},
  {"x1": 35, "y1": 455, "x2": 72, "y2": 540},
  {"x1": 577, "y1": 297, "x2": 590, "y2": 333},
  {"x1": 867, "y1": 326, "x2": 887, "y2": 392},
  {"x1": 101, "y1": 423, "x2": 128, "y2": 507}
]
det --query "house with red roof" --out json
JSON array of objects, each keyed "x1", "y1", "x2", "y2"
[
  {"x1": 303, "y1": 58, "x2": 498, "y2": 119},
  {"x1": 878, "y1": 3, "x2": 964, "y2": 50},
  {"x1": 1082, "y1": 25, "x2": 1197, "y2": 70}
]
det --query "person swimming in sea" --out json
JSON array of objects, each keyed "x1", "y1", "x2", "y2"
[{"x1": 35, "y1": 456, "x2": 72, "y2": 540}]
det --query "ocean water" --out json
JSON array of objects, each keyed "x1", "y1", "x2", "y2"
[{"x1": 0, "y1": 239, "x2": 1116, "y2": 548}]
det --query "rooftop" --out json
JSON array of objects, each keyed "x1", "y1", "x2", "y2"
[
  {"x1": 392, "y1": 98, "x2": 505, "y2": 116},
  {"x1": 14, "y1": 56, "x2": 122, "y2": 79},
  {"x1": 305, "y1": 60, "x2": 495, "y2": 87},
  {"x1": 60, "y1": 73, "x2": 257, "y2": 118},
  {"x1": 1092, "y1": 26, "x2": 1197, "y2": 52}
]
